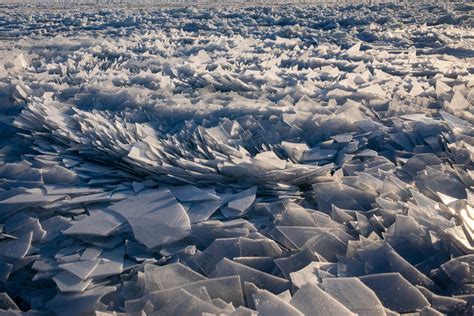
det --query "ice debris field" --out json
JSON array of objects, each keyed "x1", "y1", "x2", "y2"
[{"x1": 0, "y1": 1, "x2": 473, "y2": 315}]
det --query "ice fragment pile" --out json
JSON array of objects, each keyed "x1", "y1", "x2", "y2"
[{"x1": 0, "y1": 1, "x2": 473, "y2": 315}]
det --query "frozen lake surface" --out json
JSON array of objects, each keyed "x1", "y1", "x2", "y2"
[{"x1": 0, "y1": 1, "x2": 473, "y2": 315}]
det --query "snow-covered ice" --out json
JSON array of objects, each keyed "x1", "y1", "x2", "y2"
[{"x1": 0, "y1": 1, "x2": 473, "y2": 315}]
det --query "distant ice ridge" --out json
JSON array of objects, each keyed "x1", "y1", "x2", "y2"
[
  {"x1": 0, "y1": 2, "x2": 473, "y2": 316},
  {"x1": 0, "y1": 0, "x2": 469, "y2": 6}
]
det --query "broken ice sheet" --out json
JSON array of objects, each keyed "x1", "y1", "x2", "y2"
[
  {"x1": 126, "y1": 276, "x2": 245, "y2": 312},
  {"x1": 59, "y1": 259, "x2": 100, "y2": 280},
  {"x1": 62, "y1": 209, "x2": 124, "y2": 237},
  {"x1": 0, "y1": 232, "x2": 32, "y2": 259},
  {"x1": 253, "y1": 288, "x2": 303, "y2": 316},
  {"x1": 416, "y1": 285, "x2": 467, "y2": 314},
  {"x1": 88, "y1": 246, "x2": 124, "y2": 279},
  {"x1": 0, "y1": 292, "x2": 19, "y2": 311},
  {"x1": 0, "y1": 190, "x2": 66, "y2": 220},
  {"x1": 5, "y1": 212, "x2": 45, "y2": 241},
  {"x1": 278, "y1": 227, "x2": 351, "y2": 261},
  {"x1": 42, "y1": 185, "x2": 103, "y2": 196},
  {"x1": 233, "y1": 256, "x2": 276, "y2": 274},
  {"x1": 157, "y1": 288, "x2": 223, "y2": 315},
  {"x1": 187, "y1": 197, "x2": 229, "y2": 224},
  {"x1": 440, "y1": 255, "x2": 474, "y2": 284},
  {"x1": 0, "y1": 262, "x2": 13, "y2": 283},
  {"x1": 301, "y1": 148, "x2": 338, "y2": 162},
  {"x1": 11, "y1": 53, "x2": 29, "y2": 70},
  {"x1": 212, "y1": 257, "x2": 290, "y2": 294},
  {"x1": 313, "y1": 182, "x2": 377, "y2": 212},
  {"x1": 47, "y1": 286, "x2": 116, "y2": 316},
  {"x1": 194, "y1": 237, "x2": 282, "y2": 275},
  {"x1": 290, "y1": 283, "x2": 354, "y2": 316},
  {"x1": 289, "y1": 261, "x2": 335, "y2": 289},
  {"x1": 106, "y1": 189, "x2": 191, "y2": 249},
  {"x1": 359, "y1": 273, "x2": 430, "y2": 313},
  {"x1": 226, "y1": 186, "x2": 257, "y2": 215},
  {"x1": 144, "y1": 262, "x2": 207, "y2": 292},
  {"x1": 53, "y1": 271, "x2": 92, "y2": 292},
  {"x1": 169, "y1": 185, "x2": 220, "y2": 202},
  {"x1": 448, "y1": 90, "x2": 470, "y2": 110},
  {"x1": 321, "y1": 277, "x2": 386, "y2": 315}
]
